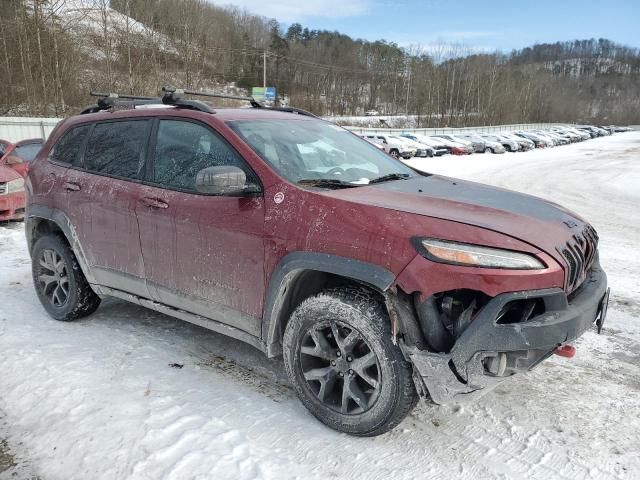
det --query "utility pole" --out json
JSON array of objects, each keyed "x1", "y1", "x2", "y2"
[
  {"x1": 263, "y1": 50, "x2": 267, "y2": 88},
  {"x1": 405, "y1": 64, "x2": 412, "y2": 117}
]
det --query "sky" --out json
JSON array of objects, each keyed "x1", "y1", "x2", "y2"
[{"x1": 216, "y1": 0, "x2": 640, "y2": 52}]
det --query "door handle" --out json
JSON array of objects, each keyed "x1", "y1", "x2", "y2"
[
  {"x1": 63, "y1": 181, "x2": 81, "y2": 192},
  {"x1": 141, "y1": 197, "x2": 169, "y2": 209}
]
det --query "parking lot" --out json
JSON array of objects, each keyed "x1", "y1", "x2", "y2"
[{"x1": 1, "y1": 131, "x2": 639, "y2": 480}]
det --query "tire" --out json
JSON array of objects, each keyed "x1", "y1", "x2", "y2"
[
  {"x1": 389, "y1": 149, "x2": 400, "y2": 159},
  {"x1": 484, "y1": 147, "x2": 492, "y2": 154},
  {"x1": 32, "y1": 234, "x2": 101, "y2": 321},
  {"x1": 283, "y1": 286, "x2": 418, "y2": 436}
]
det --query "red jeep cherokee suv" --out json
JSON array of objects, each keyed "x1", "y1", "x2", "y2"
[{"x1": 25, "y1": 89, "x2": 609, "y2": 436}]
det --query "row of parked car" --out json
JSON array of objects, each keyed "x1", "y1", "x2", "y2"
[
  {"x1": 0, "y1": 138, "x2": 44, "y2": 221},
  {"x1": 361, "y1": 125, "x2": 632, "y2": 159}
]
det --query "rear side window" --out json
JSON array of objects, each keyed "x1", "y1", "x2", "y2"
[
  {"x1": 84, "y1": 120, "x2": 150, "y2": 179},
  {"x1": 49, "y1": 125, "x2": 91, "y2": 165}
]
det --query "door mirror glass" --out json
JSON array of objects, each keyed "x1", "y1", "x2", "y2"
[{"x1": 195, "y1": 165, "x2": 247, "y2": 195}]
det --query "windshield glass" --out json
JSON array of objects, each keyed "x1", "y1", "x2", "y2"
[{"x1": 228, "y1": 119, "x2": 415, "y2": 184}]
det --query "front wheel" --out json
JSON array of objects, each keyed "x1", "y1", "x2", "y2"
[
  {"x1": 484, "y1": 147, "x2": 492, "y2": 153},
  {"x1": 283, "y1": 287, "x2": 418, "y2": 436},
  {"x1": 389, "y1": 149, "x2": 400, "y2": 159}
]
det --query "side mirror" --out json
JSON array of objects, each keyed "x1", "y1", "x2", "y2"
[
  {"x1": 195, "y1": 165, "x2": 250, "y2": 195},
  {"x1": 5, "y1": 155, "x2": 23, "y2": 165}
]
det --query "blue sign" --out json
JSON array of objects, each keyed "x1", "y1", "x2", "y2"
[
  {"x1": 252, "y1": 87, "x2": 276, "y2": 101},
  {"x1": 265, "y1": 87, "x2": 276, "y2": 100}
]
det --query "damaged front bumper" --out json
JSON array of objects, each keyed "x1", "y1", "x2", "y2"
[{"x1": 404, "y1": 261, "x2": 609, "y2": 404}]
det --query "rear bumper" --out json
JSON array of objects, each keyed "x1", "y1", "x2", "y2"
[
  {"x1": 406, "y1": 260, "x2": 608, "y2": 404},
  {"x1": 0, "y1": 192, "x2": 25, "y2": 221}
]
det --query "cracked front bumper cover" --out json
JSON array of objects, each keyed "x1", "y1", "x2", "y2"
[{"x1": 407, "y1": 260, "x2": 608, "y2": 404}]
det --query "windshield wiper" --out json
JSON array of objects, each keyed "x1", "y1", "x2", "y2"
[
  {"x1": 297, "y1": 178, "x2": 360, "y2": 189},
  {"x1": 367, "y1": 173, "x2": 411, "y2": 184}
]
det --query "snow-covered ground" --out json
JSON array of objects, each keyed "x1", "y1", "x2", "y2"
[{"x1": 1, "y1": 133, "x2": 639, "y2": 480}]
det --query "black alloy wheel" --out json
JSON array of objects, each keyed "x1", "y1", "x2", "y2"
[
  {"x1": 299, "y1": 320, "x2": 381, "y2": 414},
  {"x1": 31, "y1": 234, "x2": 101, "y2": 321},
  {"x1": 36, "y1": 248, "x2": 70, "y2": 308}
]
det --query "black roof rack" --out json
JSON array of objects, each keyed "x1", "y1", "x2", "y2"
[
  {"x1": 80, "y1": 86, "x2": 318, "y2": 118},
  {"x1": 80, "y1": 92, "x2": 163, "y2": 114},
  {"x1": 161, "y1": 86, "x2": 262, "y2": 109}
]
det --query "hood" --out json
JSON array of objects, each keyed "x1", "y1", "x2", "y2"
[{"x1": 326, "y1": 175, "x2": 589, "y2": 264}]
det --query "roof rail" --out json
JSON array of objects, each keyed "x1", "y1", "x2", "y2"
[
  {"x1": 264, "y1": 106, "x2": 318, "y2": 118},
  {"x1": 82, "y1": 89, "x2": 215, "y2": 114},
  {"x1": 161, "y1": 87, "x2": 318, "y2": 117},
  {"x1": 80, "y1": 87, "x2": 318, "y2": 118}
]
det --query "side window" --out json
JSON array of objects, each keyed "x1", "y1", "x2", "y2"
[
  {"x1": 153, "y1": 120, "x2": 259, "y2": 192},
  {"x1": 48, "y1": 125, "x2": 91, "y2": 165},
  {"x1": 83, "y1": 120, "x2": 150, "y2": 179}
]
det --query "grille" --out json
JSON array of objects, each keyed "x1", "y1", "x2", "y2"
[
  {"x1": 0, "y1": 182, "x2": 6, "y2": 195},
  {"x1": 559, "y1": 224, "x2": 599, "y2": 293}
]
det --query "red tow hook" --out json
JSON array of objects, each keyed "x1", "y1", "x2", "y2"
[{"x1": 553, "y1": 344, "x2": 576, "y2": 358}]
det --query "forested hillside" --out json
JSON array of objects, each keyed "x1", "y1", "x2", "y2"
[{"x1": 1, "y1": 0, "x2": 639, "y2": 125}]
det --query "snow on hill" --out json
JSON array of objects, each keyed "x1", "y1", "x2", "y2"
[{"x1": 55, "y1": 0, "x2": 177, "y2": 59}]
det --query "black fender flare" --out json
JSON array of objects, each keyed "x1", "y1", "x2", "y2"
[
  {"x1": 26, "y1": 205, "x2": 97, "y2": 285},
  {"x1": 261, "y1": 252, "x2": 395, "y2": 356}
]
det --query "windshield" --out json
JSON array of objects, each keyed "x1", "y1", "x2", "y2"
[{"x1": 228, "y1": 119, "x2": 415, "y2": 185}]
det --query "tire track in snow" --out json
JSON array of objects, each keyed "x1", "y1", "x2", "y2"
[{"x1": 2, "y1": 135, "x2": 640, "y2": 479}]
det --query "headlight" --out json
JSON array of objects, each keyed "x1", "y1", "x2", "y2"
[
  {"x1": 7, "y1": 177, "x2": 25, "y2": 193},
  {"x1": 415, "y1": 238, "x2": 546, "y2": 270}
]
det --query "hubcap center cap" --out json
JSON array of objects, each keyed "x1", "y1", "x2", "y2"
[{"x1": 334, "y1": 357, "x2": 349, "y2": 372}]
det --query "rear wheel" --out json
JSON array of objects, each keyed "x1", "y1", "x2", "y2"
[
  {"x1": 32, "y1": 234, "x2": 101, "y2": 321},
  {"x1": 389, "y1": 149, "x2": 400, "y2": 159},
  {"x1": 484, "y1": 147, "x2": 492, "y2": 153},
  {"x1": 283, "y1": 286, "x2": 418, "y2": 436}
]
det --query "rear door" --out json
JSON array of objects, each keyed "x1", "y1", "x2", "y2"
[
  {"x1": 63, "y1": 119, "x2": 152, "y2": 296},
  {"x1": 136, "y1": 118, "x2": 265, "y2": 336}
]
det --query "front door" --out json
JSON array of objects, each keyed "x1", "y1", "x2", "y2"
[{"x1": 136, "y1": 118, "x2": 265, "y2": 336}]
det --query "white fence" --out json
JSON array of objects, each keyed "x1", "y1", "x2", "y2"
[
  {"x1": 0, "y1": 117, "x2": 62, "y2": 142},
  {"x1": 2, "y1": 116, "x2": 631, "y2": 141},
  {"x1": 343, "y1": 123, "x2": 572, "y2": 136}
]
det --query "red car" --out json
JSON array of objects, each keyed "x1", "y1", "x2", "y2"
[
  {"x1": 0, "y1": 165, "x2": 26, "y2": 221},
  {"x1": 25, "y1": 89, "x2": 609, "y2": 436},
  {"x1": 0, "y1": 139, "x2": 43, "y2": 221},
  {"x1": 0, "y1": 138, "x2": 44, "y2": 178}
]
